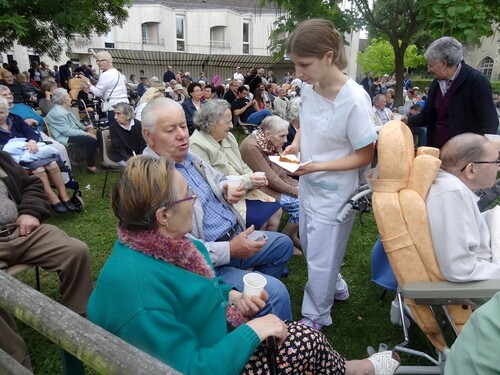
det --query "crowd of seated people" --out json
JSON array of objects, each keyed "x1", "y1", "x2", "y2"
[
  {"x1": 2, "y1": 51, "x2": 499, "y2": 375},
  {"x1": 0, "y1": 96, "x2": 75, "y2": 213}
]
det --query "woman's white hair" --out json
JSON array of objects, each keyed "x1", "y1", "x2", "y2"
[
  {"x1": 260, "y1": 115, "x2": 289, "y2": 133},
  {"x1": 52, "y1": 88, "x2": 69, "y2": 105}
]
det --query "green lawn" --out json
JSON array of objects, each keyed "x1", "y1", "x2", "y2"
[{"x1": 16, "y1": 128, "x2": 436, "y2": 374}]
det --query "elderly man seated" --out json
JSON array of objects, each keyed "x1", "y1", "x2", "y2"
[
  {"x1": 427, "y1": 133, "x2": 500, "y2": 281},
  {"x1": 0, "y1": 70, "x2": 31, "y2": 104},
  {"x1": 0, "y1": 151, "x2": 92, "y2": 370},
  {"x1": 372, "y1": 94, "x2": 394, "y2": 129},
  {"x1": 46, "y1": 88, "x2": 98, "y2": 173},
  {"x1": 141, "y1": 98, "x2": 294, "y2": 320}
]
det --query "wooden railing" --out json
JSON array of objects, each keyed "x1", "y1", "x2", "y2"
[{"x1": 0, "y1": 271, "x2": 180, "y2": 375}]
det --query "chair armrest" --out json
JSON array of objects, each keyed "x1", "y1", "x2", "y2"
[{"x1": 401, "y1": 280, "x2": 500, "y2": 306}]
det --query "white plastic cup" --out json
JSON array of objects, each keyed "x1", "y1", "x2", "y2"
[
  {"x1": 243, "y1": 272, "x2": 267, "y2": 297},
  {"x1": 392, "y1": 113, "x2": 403, "y2": 121},
  {"x1": 226, "y1": 175, "x2": 242, "y2": 196},
  {"x1": 254, "y1": 171, "x2": 266, "y2": 178}
]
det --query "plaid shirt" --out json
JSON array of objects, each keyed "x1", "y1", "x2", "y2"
[{"x1": 176, "y1": 153, "x2": 236, "y2": 242}]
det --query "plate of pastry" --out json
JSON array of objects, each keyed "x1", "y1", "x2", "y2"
[{"x1": 269, "y1": 154, "x2": 310, "y2": 173}]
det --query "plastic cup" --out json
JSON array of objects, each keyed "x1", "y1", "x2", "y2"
[
  {"x1": 226, "y1": 175, "x2": 242, "y2": 196},
  {"x1": 254, "y1": 171, "x2": 266, "y2": 178},
  {"x1": 392, "y1": 113, "x2": 403, "y2": 121},
  {"x1": 243, "y1": 272, "x2": 267, "y2": 297}
]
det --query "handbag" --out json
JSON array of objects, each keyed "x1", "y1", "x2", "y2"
[{"x1": 101, "y1": 71, "x2": 120, "y2": 112}]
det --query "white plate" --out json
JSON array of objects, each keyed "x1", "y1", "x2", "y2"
[{"x1": 269, "y1": 155, "x2": 310, "y2": 173}]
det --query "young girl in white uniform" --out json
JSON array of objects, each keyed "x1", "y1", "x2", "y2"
[{"x1": 285, "y1": 19, "x2": 377, "y2": 329}]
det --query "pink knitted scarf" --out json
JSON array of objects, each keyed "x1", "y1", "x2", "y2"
[{"x1": 118, "y1": 228, "x2": 247, "y2": 328}]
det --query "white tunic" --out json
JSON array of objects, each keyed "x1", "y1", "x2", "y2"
[
  {"x1": 427, "y1": 170, "x2": 500, "y2": 281},
  {"x1": 299, "y1": 80, "x2": 377, "y2": 224}
]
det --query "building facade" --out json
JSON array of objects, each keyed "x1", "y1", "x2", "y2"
[{"x1": 1, "y1": 0, "x2": 362, "y2": 83}]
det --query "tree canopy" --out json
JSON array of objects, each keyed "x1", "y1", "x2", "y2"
[
  {"x1": 357, "y1": 39, "x2": 426, "y2": 77},
  {"x1": 0, "y1": 0, "x2": 131, "y2": 59},
  {"x1": 260, "y1": 0, "x2": 500, "y2": 104}
]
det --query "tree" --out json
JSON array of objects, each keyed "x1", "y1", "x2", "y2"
[
  {"x1": 0, "y1": 0, "x2": 131, "y2": 60},
  {"x1": 260, "y1": 0, "x2": 500, "y2": 106},
  {"x1": 259, "y1": 0, "x2": 363, "y2": 60},
  {"x1": 417, "y1": 0, "x2": 499, "y2": 47},
  {"x1": 357, "y1": 39, "x2": 426, "y2": 77}
]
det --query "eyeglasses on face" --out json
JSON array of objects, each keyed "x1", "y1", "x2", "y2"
[
  {"x1": 460, "y1": 158, "x2": 500, "y2": 172},
  {"x1": 95, "y1": 59, "x2": 107, "y2": 63},
  {"x1": 172, "y1": 186, "x2": 197, "y2": 205}
]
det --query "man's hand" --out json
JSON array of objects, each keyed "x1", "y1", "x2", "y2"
[
  {"x1": 229, "y1": 225, "x2": 266, "y2": 258},
  {"x1": 223, "y1": 182, "x2": 245, "y2": 204},
  {"x1": 16, "y1": 214, "x2": 40, "y2": 236}
]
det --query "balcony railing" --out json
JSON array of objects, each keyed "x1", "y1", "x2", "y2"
[
  {"x1": 210, "y1": 40, "x2": 230, "y2": 49},
  {"x1": 142, "y1": 38, "x2": 165, "y2": 46}
]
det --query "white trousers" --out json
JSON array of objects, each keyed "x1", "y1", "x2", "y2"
[{"x1": 300, "y1": 208, "x2": 355, "y2": 326}]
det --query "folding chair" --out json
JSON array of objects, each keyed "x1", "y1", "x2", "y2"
[
  {"x1": 100, "y1": 128, "x2": 123, "y2": 198},
  {"x1": 6, "y1": 264, "x2": 40, "y2": 291},
  {"x1": 236, "y1": 115, "x2": 260, "y2": 135},
  {"x1": 368, "y1": 121, "x2": 500, "y2": 373}
]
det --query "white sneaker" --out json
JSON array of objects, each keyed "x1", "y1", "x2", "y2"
[{"x1": 367, "y1": 350, "x2": 400, "y2": 375}]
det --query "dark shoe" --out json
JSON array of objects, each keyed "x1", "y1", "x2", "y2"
[
  {"x1": 280, "y1": 267, "x2": 289, "y2": 278},
  {"x1": 87, "y1": 167, "x2": 99, "y2": 174},
  {"x1": 51, "y1": 202, "x2": 68, "y2": 214},
  {"x1": 63, "y1": 200, "x2": 76, "y2": 212}
]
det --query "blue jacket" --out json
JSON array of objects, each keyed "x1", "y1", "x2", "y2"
[
  {"x1": 0, "y1": 113, "x2": 40, "y2": 149},
  {"x1": 182, "y1": 98, "x2": 205, "y2": 135}
]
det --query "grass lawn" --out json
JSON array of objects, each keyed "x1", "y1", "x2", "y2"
[{"x1": 16, "y1": 127, "x2": 437, "y2": 374}]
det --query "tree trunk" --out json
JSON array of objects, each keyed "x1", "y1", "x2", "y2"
[{"x1": 393, "y1": 46, "x2": 406, "y2": 108}]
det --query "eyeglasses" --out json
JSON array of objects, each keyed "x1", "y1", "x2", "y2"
[
  {"x1": 460, "y1": 158, "x2": 500, "y2": 172},
  {"x1": 172, "y1": 187, "x2": 197, "y2": 205},
  {"x1": 95, "y1": 59, "x2": 107, "y2": 63}
]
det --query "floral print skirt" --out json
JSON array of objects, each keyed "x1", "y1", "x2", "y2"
[{"x1": 242, "y1": 321, "x2": 346, "y2": 374}]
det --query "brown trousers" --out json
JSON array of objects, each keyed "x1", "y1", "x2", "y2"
[{"x1": 0, "y1": 224, "x2": 93, "y2": 369}]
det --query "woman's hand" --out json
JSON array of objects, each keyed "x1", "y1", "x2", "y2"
[
  {"x1": 246, "y1": 315, "x2": 288, "y2": 347},
  {"x1": 229, "y1": 290, "x2": 268, "y2": 317},
  {"x1": 26, "y1": 140, "x2": 38, "y2": 154},
  {"x1": 292, "y1": 161, "x2": 318, "y2": 176},
  {"x1": 250, "y1": 174, "x2": 267, "y2": 188}
]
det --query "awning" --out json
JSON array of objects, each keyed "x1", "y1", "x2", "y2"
[{"x1": 90, "y1": 48, "x2": 293, "y2": 70}]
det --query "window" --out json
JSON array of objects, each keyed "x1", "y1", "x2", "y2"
[
  {"x1": 176, "y1": 16, "x2": 185, "y2": 51},
  {"x1": 104, "y1": 42, "x2": 115, "y2": 48},
  {"x1": 210, "y1": 26, "x2": 229, "y2": 49},
  {"x1": 142, "y1": 22, "x2": 163, "y2": 46},
  {"x1": 242, "y1": 22, "x2": 250, "y2": 54},
  {"x1": 477, "y1": 56, "x2": 494, "y2": 79}
]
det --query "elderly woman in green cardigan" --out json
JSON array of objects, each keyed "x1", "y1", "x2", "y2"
[{"x1": 88, "y1": 156, "x2": 400, "y2": 375}]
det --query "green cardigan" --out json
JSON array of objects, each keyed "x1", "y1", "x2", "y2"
[{"x1": 88, "y1": 238, "x2": 261, "y2": 374}]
